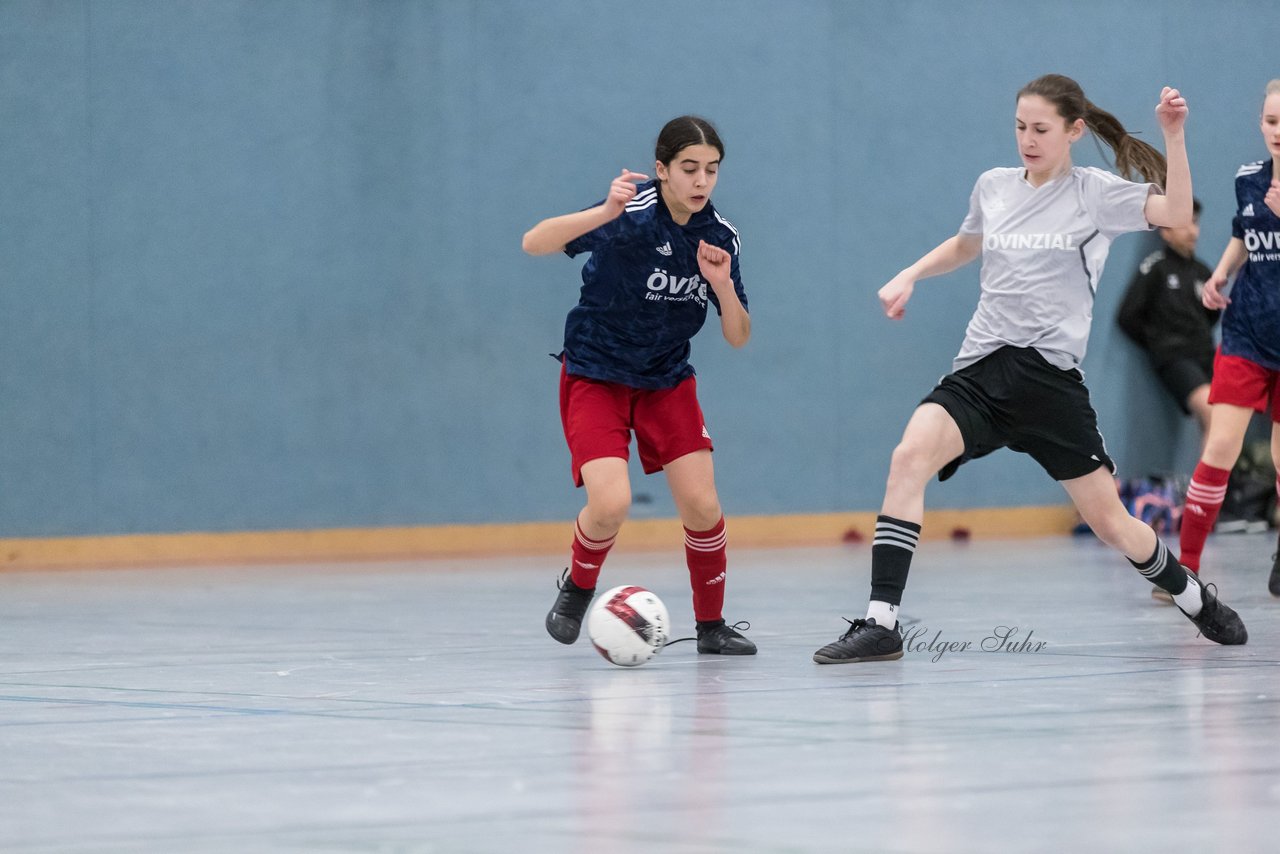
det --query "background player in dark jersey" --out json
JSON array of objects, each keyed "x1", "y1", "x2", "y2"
[
  {"x1": 1117, "y1": 198, "x2": 1219, "y2": 438},
  {"x1": 814, "y1": 76, "x2": 1247, "y2": 665},
  {"x1": 521, "y1": 116, "x2": 756, "y2": 655},
  {"x1": 1180, "y1": 80, "x2": 1280, "y2": 598}
]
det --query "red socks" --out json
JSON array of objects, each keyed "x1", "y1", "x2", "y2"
[
  {"x1": 684, "y1": 516, "x2": 728, "y2": 623},
  {"x1": 1180, "y1": 462, "x2": 1230, "y2": 572},
  {"x1": 571, "y1": 515, "x2": 729, "y2": 622},
  {"x1": 568, "y1": 517, "x2": 615, "y2": 590}
]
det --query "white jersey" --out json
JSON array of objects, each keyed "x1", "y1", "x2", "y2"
[{"x1": 955, "y1": 166, "x2": 1157, "y2": 371}]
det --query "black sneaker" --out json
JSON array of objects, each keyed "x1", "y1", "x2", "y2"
[
  {"x1": 812, "y1": 618, "x2": 904, "y2": 664},
  {"x1": 1177, "y1": 574, "x2": 1248, "y2": 645},
  {"x1": 695, "y1": 620, "x2": 757, "y2": 655},
  {"x1": 545, "y1": 569, "x2": 594, "y2": 645},
  {"x1": 1269, "y1": 535, "x2": 1280, "y2": 597}
]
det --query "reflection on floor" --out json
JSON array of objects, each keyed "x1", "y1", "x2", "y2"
[{"x1": 1, "y1": 532, "x2": 1277, "y2": 852}]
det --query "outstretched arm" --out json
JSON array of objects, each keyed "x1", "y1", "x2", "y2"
[
  {"x1": 878, "y1": 233, "x2": 982, "y2": 320},
  {"x1": 696, "y1": 240, "x2": 750, "y2": 347},
  {"x1": 1144, "y1": 87, "x2": 1192, "y2": 228},
  {"x1": 521, "y1": 169, "x2": 650, "y2": 255}
]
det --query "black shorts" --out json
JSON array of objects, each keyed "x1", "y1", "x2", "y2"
[
  {"x1": 1153, "y1": 356, "x2": 1212, "y2": 413},
  {"x1": 922, "y1": 346, "x2": 1116, "y2": 483}
]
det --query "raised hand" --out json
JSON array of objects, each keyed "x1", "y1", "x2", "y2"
[
  {"x1": 1266, "y1": 178, "x2": 1280, "y2": 218},
  {"x1": 697, "y1": 240, "x2": 732, "y2": 289},
  {"x1": 1155, "y1": 86, "x2": 1188, "y2": 134},
  {"x1": 603, "y1": 168, "x2": 651, "y2": 217}
]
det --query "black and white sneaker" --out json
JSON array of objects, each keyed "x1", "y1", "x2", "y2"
[
  {"x1": 1177, "y1": 574, "x2": 1248, "y2": 645},
  {"x1": 695, "y1": 620, "x2": 756, "y2": 655},
  {"x1": 812, "y1": 618, "x2": 904, "y2": 664},
  {"x1": 545, "y1": 569, "x2": 594, "y2": 644}
]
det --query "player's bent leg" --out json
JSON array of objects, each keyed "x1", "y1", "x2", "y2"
[
  {"x1": 1061, "y1": 467, "x2": 1246, "y2": 645},
  {"x1": 580, "y1": 456, "x2": 632, "y2": 539},
  {"x1": 547, "y1": 457, "x2": 631, "y2": 645},
  {"x1": 663, "y1": 449, "x2": 721, "y2": 531},
  {"x1": 814, "y1": 404, "x2": 964, "y2": 665},
  {"x1": 662, "y1": 450, "x2": 755, "y2": 655},
  {"x1": 1062, "y1": 466, "x2": 1159, "y2": 557},
  {"x1": 1200, "y1": 402, "x2": 1253, "y2": 470},
  {"x1": 882, "y1": 403, "x2": 967, "y2": 521},
  {"x1": 1180, "y1": 404, "x2": 1253, "y2": 576}
]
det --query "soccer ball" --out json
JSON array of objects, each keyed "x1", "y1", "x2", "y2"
[{"x1": 586, "y1": 585, "x2": 670, "y2": 667}]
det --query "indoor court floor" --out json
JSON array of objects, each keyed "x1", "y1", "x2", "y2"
[{"x1": 1, "y1": 532, "x2": 1277, "y2": 853}]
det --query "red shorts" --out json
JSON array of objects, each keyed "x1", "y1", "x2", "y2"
[
  {"x1": 559, "y1": 365, "x2": 713, "y2": 487},
  {"x1": 1208, "y1": 348, "x2": 1280, "y2": 421}
]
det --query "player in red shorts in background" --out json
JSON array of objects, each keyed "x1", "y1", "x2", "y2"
[
  {"x1": 521, "y1": 116, "x2": 756, "y2": 655},
  {"x1": 1180, "y1": 79, "x2": 1280, "y2": 598}
]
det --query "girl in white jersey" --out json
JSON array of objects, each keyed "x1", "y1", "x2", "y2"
[{"x1": 815, "y1": 74, "x2": 1247, "y2": 664}]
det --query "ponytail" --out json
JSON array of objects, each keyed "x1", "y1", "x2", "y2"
[
  {"x1": 1082, "y1": 100, "x2": 1167, "y2": 186},
  {"x1": 1018, "y1": 74, "x2": 1168, "y2": 187}
]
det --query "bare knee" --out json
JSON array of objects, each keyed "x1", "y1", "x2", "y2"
[
  {"x1": 585, "y1": 482, "x2": 631, "y2": 532},
  {"x1": 679, "y1": 492, "x2": 723, "y2": 531},
  {"x1": 887, "y1": 441, "x2": 940, "y2": 491},
  {"x1": 1203, "y1": 431, "x2": 1246, "y2": 469}
]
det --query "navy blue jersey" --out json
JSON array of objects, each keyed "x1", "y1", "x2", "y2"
[
  {"x1": 560, "y1": 180, "x2": 746, "y2": 389},
  {"x1": 1222, "y1": 159, "x2": 1280, "y2": 369}
]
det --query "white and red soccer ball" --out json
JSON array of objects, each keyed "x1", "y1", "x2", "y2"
[{"x1": 586, "y1": 585, "x2": 669, "y2": 667}]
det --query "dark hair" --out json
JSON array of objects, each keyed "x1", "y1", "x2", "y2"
[
  {"x1": 1017, "y1": 74, "x2": 1167, "y2": 186},
  {"x1": 655, "y1": 115, "x2": 724, "y2": 166}
]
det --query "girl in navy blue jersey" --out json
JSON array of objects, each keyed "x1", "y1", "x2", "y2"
[
  {"x1": 1179, "y1": 80, "x2": 1280, "y2": 598},
  {"x1": 522, "y1": 116, "x2": 756, "y2": 655}
]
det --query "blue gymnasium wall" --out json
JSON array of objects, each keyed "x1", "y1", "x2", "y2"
[{"x1": 1, "y1": 1, "x2": 1276, "y2": 537}]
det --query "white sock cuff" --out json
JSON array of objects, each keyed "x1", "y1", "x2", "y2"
[
  {"x1": 575, "y1": 520, "x2": 615, "y2": 551},
  {"x1": 866, "y1": 600, "x2": 899, "y2": 629}
]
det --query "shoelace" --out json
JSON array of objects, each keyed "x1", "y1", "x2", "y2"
[
  {"x1": 553, "y1": 568, "x2": 592, "y2": 597},
  {"x1": 838, "y1": 617, "x2": 869, "y2": 639},
  {"x1": 664, "y1": 620, "x2": 751, "y2": 647},
  {"x1": 837, "y1": 614, "x2": 916, "y2": 639}
]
